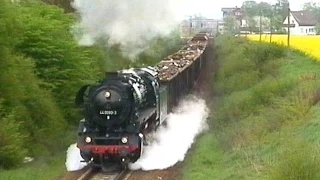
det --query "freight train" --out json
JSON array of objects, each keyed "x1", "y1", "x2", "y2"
[{"x1": 75, "y1": 32, "x2": 212, "y2": 170}]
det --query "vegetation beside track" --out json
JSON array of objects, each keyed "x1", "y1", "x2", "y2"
[{"x1": 183, "y1": 35, "x2": 320, "y2": 180}]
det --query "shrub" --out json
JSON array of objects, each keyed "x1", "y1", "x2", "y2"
[
  {"x1": 252, "y1": 76, "x2": 296, "y2": 105},
  {"x1": 219, "y1": 54, "x2": 255, "y2": 78},
  {"x1": 0, "y1": 102, "x2": 27, "y2": 169},
  {"x1": 243, "y1": 42, "x2": 286, "y2": 66}
]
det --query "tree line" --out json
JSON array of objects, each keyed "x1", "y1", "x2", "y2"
[{"x1": 0, "y1": 0, "x2": 182, "y2": 169}]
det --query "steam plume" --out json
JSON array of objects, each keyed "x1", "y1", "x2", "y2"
[
  {"x1": 65, "y1": 143, "x2": 87, "y2": 171},
  {"x1": 129, "y1": 95, "x2": 209, "y2": 170},
  {"x1": 71, "y1": 0, "x2": 184, "y2": 60}
]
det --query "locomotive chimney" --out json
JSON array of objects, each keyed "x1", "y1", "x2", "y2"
[{"x1": 105, "y1": 72, "x2": 119, "y2": 79}]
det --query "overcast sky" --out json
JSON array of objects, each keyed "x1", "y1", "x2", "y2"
[{"x1": 180, "y1": 0, "x2": 315, "y2": 19}]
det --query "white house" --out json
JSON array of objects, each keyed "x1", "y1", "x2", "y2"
[{"x1": 283, "y1": 10, "x2": 317, "y2": 35}]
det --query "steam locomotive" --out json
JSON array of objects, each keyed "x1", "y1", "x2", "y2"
[{"x1": 75, "y1": 32, "x2": 211, "y2": 170}]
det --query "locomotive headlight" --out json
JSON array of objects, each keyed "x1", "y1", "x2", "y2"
[
  {"x1": 121, "y1": 137, "x2": 128, "y2": 144},
  {"x1": 85, "y1": 136, "x2": 92, "y2": 143},
  {"x1": 138, "y1": 133, "x2": 143, "y2": 138},
  {"x1": 104, "y1": 91, "x2": 111, "y2": 98}
]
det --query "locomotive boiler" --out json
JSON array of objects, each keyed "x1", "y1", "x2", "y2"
[{"x1": 75, "y1": 67, "x2": 167, "y2": 169}]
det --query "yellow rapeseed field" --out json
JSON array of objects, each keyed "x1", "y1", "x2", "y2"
[{"x1": 245, "y1": 35, "x2": 320, "y2": 60}]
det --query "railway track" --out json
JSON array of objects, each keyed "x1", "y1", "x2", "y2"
[{"x1": 77, "y1": 168, "x2": 131, "y2": 180}]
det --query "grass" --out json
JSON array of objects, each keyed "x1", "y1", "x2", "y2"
[
  {"x1": 0, "y1": 129, "x2": 76, "y2": 180},
  {"x1": 183, "y1": 35, "x2": 320, "y2": 180},
  {"x1": 0, "y1": 153, "x2": 67, "y2": 180},
  {"x1": 182, "y1": 134, "x2": 226, "y2": 180}
]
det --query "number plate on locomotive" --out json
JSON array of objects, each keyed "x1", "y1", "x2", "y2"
[{"x1": 99, "y1": 110, "x2": 117, "y2": 115}]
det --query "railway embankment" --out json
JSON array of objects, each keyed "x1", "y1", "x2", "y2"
[{"x1": 183, "y1": 35, "x2": 320, "y2": 180}]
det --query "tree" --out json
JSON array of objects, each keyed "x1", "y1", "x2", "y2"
[
  {"x1": 302, "y1": 1, "x2": 320, "y2": 34},
  {"x1": 276, "y1": 0, "x2": 290, "y2": 18},
  {"x1": 0, "y1": 0, "x2": 68, "y2": 168},
  {"x1": 242, "y1": 1, "x2": 258, "y2": 33},
  {"x1": 41, "y1": 0, "x2": 74, "y2": 12},
  {"x1": 302, "y1": 2, "x2": 319, "y2": 11},
  {"x1": 242, "y1": 1, "x2": 259, "y2": 17},
  {"x1": 223, "y1": 15, "x2": 237, "y2": 34},
  {"x1": 258, "y1": 2, "x2": 273, "y2": 17},
  {"x1": 15, "y1": 1, "x2": 106, "y2": 123},
  {"x1": 242, "y1": 1, "x2": 273, "y2": 33}
]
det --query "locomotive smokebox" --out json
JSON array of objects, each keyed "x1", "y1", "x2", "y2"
[
  {"x1": 76, "y1": 67, "x2": 160, "y2": 128},
  {"x1": 89, "y1": 82, "x2": 132, "y2": 127}
]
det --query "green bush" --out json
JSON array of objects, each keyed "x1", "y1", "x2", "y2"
[
  {"x1": 266, "y1": 87, "x2": 314, "y2": 125},
  {"x1": 258, "y1": 57, "x2": 283, "y2": 77},
  {"x1": 243, "y1": 42, "x2": 286, "y2": 66},
  {"x1": 0, "y1": 102, "x2": 27, "y2": 169},
  {"x1": 219, "y1": 54, "x2": 255, "y2": 78},
  {"x1": 252, "y1": 76, "x2": 296, "y2": 105}
]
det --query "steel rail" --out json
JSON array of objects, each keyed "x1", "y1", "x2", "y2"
[{"x1": 77, "y1": 168, "x2": 131, "y2": 180}]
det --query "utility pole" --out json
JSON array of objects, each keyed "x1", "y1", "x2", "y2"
[
  {"x1": 259, "y1": 10, "x2": 262, "y2": 41},
  {"x1": 216, "y1": 21, "x2": 219, "y2": 36},
  {"x1": 270, "y1": 14, "x2": 272, "y2": 43},
  {"x1": 287, "y1": 5, "x2": 290, "y2": 47},
  {"x1": 189, "y1": 16, "x2": 192, "y2": 37}
]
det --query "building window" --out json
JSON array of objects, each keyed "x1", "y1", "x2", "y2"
[{"x1": 301, "y1": 28, "x2": 304, "y2": 33}]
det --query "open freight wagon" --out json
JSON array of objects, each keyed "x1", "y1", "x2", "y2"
[{"x1": 156, "y1": 32, "x2": 211, "y2": 118}]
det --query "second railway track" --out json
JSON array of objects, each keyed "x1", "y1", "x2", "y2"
[{"x1": 77, "y1": 168, "x2": 131, "y2": 180}]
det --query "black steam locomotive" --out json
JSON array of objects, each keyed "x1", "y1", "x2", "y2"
[
  {"x1": 75, "y1": 32, "x2": 210, "y2": 170},
  {"x1": 75, "y1": 67, "x2": 167, "y2": 168}
]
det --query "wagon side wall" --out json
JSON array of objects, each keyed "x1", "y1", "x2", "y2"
[
  {"x1": 158, "y1": 32, "x2": 212, "y2": 114},
  {"x1": 163, "y1": 46, "x2": 209, "y2": 114}
]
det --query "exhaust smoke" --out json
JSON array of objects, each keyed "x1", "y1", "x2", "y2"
[
  {"x1": 71, "y1": 0, "x2": 184, "y2": 60},
  {"x1": 129, "y1": 95, "x2": 209, "y2": 170},
  {"x1": 65, "y1": 143, "x2": 87, "y2": 171}
]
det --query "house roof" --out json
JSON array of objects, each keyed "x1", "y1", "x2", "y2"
[
  {"x1": 291, "y1": 10, "x2": 318, "y2": 26},
  {"x1": 221, "y1": 7, "x2": 240, "y2": 13}
]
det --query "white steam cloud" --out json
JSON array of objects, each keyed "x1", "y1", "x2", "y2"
[
  {"x1": 71, "y1": 0, "x2": 185, "y2": 59},
  {"x1": 129, "y1": 95, "x2": 209, "y2": 171},
  {"x1": 65, "y1": 144, "x2": 87, "y2": 171}
]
